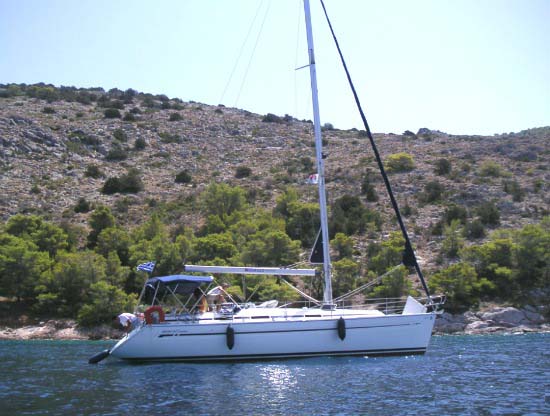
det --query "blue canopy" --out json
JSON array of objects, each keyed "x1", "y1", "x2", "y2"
[
  {"x1": 146, "y1": 274, "x2": 214, "y2": 286},
  {"x1": 144, "y1": 274, "x2": 214, "y2": 301}
]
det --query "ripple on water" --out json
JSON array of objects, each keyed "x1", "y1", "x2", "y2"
[{"x1": 1, "y1": 334, "x2": 549, "y2": 415}]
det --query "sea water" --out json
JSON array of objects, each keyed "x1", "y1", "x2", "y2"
[{"x1": 1, "y1": 333, "x2": 548, "y2": 415}]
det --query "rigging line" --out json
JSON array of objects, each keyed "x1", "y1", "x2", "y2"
[
  {"x1": 234, "y1": 0, "x2": 271, "y2": 107},
  {"x1": 318, "y1": 0, "x2": 432, "y2": 300},
  {"x1": 219, "y1": 0, "x2": 266, "y2": 105},
  {"x1": 333, "y1": 264, "x2": 402, "y2": 302},
  {"x1": 280, "y1": 278, "x2": 320, "y2": 304}
]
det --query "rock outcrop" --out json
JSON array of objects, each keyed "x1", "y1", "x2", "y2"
[
  {"x1": 0, "y1": 319, "x2": 124, "y2": 340},
  {"x1": 434, "y1": 306, "x2": 549, "y2": 335}
]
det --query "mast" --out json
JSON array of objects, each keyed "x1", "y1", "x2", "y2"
[{"x1": 303, "y1": 0, "x2": 333, "y2": 306}]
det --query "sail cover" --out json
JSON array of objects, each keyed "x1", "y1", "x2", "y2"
[{"x1": 145, "y1": 275, "x2": 214, "y2": 300}]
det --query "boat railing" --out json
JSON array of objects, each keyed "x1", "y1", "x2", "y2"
[{"x1": 256, "y1": 296, "x2": 415, "y2": 315}]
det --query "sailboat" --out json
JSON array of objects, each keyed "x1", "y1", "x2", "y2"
[{"x1": 90, "y1": 0, "x2": 443, "y2": 364}]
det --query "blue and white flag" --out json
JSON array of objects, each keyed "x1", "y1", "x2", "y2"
[{"x1": 137, "y1": 261, "x2": 156, "y2": 273}]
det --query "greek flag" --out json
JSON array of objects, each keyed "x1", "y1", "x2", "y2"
[{"x1": 137, "y1": 261, "x2": 156, "y2": 273}]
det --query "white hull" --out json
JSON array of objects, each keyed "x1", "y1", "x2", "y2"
[{"x1": 110, "y1": 308, "x2": 436, "y2": 362}]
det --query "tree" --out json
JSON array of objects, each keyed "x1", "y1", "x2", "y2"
[
  {"x1": 0, "y1": 233, "x2": 51, "y2": 301},
  {"x1": 331, "y1": 233, "x2": 353, "y2": 260},
  {"x1": 5, "y1": 214, "x2": 68, "y2": 256},
  {"x1": 255, "y1": 278, "x2": 299, "y2": 302},
  {"x1": 368, "y1": 232, "x2": 405, "y2": 276},
  {"x1": 332, "y1": 258, "x2": 360, "y2": 297},
  {"x1": 240, "y1": 230, "x2": 300, "y2": 267},
  {"x1": 87, "y1": 206, "x2": 116, "y2": 248},
  {"x1": 369, "y1": 266, "x2": 415, "y2": 299},
  {"x1": 191, "y1": 233, "x2": 237, "y2": 262},
  {"x1": 462, "y1": 237, "x2": 516, "y2": 298},
  {"x1": 285, "y1": 201, "x2": 319, "y2": 246},
  {"x1": 273, "y1": 187, "x2": 299, "y2": 220},
  {"x1": 202, "y1": 183, "x2": 247, "y2": 223},
  {"x1": 77, "y1": 281, "x2": 136, "y2": 327},
  {"x1": 330, "y1": 195, "x2": 368, "y2": 237},
  {"x1": 429, "y1": 262, "x2": 493, "y2": 312},
  {"x1": 514, "y1": 221, "x2": 549, "y2": 293},
  {"x1": 440, "y1": 220, "x2": 465, "y2": 259},
  {"x1": 95, "y1": 227, "x2": 131, "y2": 265},
  {"x1": 35, "y1": 251, "x2": 107, "y2": 316},
  {"x1": 104, "y1": 251, "x2": 131, "y2": 287}
]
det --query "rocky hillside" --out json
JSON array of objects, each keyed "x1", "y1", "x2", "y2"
[{"x1": 0, "y1": 85, "x2": 548, "y2": 273}]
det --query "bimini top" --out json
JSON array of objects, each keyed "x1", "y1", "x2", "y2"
[
  {"x1": 144, "y1": 274, "x2": 214, "y2": 300},
  {"x1": 146, "y1": 274, "x2": 214, "y2": 286}
]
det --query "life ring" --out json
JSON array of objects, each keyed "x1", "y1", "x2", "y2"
[{"x1": 144, "y1": 305, "x2": 165, "y2": 324}]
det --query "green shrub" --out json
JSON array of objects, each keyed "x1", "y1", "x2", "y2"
[
  {"x1": 478, "y1": 160, "x2": 505, "y2": 177},
  {"x1": 175, "y1": 170, "x2": 192, "y2": 184},
  {"x1": 440, "y1": 220, "x2": 464, "y2": 259},
  {"x1": 429, "y1": 262, "x2": 494, "y2": 312},
  {"x1": 74, "y1": 197, "x2": 91, "y2": 213},
  {"x1": 113, "y1": 128, "x2": 127, "y2": 142},
  {"x1": 169, "y1": 112, "x2": 183, "y2": 121},
  {"x1": 361, "y1": 171, "x2": 378, "y2": 202},
  {"x1": 105, "y1": 146, "x2": 128, "y2": 161},
  {"x1": 134, "y1": 138, "x2": 146, "y2": 150},
  {"x1": 434, "y1": 158, "x2": 452, "y2": 175},
  {"x1": 329, "y1": 195, "x2": 377, "y2": 237},
  {"x1": 464, "y1": 219, "x2": 485, "y2": 239},
  {"x1": 419, "y1": 180, "x2": 445, "y2": 203},
  {"x1": 84, "y1": 164, "x2": 103, "y2": 179},
  {"x1": 262, "y1": 113, "x2": 282, "y2": 123},
  {"x1": 103, "y1": 108, "x2": 121, "y2": 119},
  {"x1": 77, "y1": 281, "x2": 136, "y2": 327},
  {"x1": 385, "y1": 153, "x2": 415, "y2": 173},
  {"x1": 503, "y1": 180, "x2": 525, "y2": 202},
  {"x1": 42, "y1": 106, "x2": 56, "y2": 114},
  {"x1": 101, "y1": 169, "x2": 143, "y2": 194},
  {"x1": 235, "y1": 166, "x2": 252, "y2": 179},
  {"x1": 159, "y1": 132, "x2": 182, "y2": 143},
  {"x1": 123, "y1": 112, "x2": 136, "y2": 121},
  {"x1": 443, "y1": 204, "x2": 468, "y2": 225},
  {"x1": 476, "y1": 201, "x2": 500, "y2": 226}
]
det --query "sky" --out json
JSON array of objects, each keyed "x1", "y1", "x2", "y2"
[{"x1": 1, "y1": 0, "x2": 549, "y2": 135}]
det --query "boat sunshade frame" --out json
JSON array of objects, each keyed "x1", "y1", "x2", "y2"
[{"x1": 145, "y1": 274, "x2": 214, "y2": 299}]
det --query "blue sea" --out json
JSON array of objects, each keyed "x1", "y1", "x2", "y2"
[{"x1": 1, "y1": 333, "x2": 548, "y2": 415}]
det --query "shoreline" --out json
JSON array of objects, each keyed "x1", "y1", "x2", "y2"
[{"x1": 0, "y1": 306, "x2": 547, "y2": 341}]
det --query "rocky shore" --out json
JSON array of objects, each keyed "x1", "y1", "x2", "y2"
[
  {"x1": 0, "y1": 319, "x2": 124, "y2": 341},
  {"x1": 0, "y1": 306, "x2": 547, "y2": 341},
  {"x1": 434, "y1": 305, "x2": 549, "y2": 335}
]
